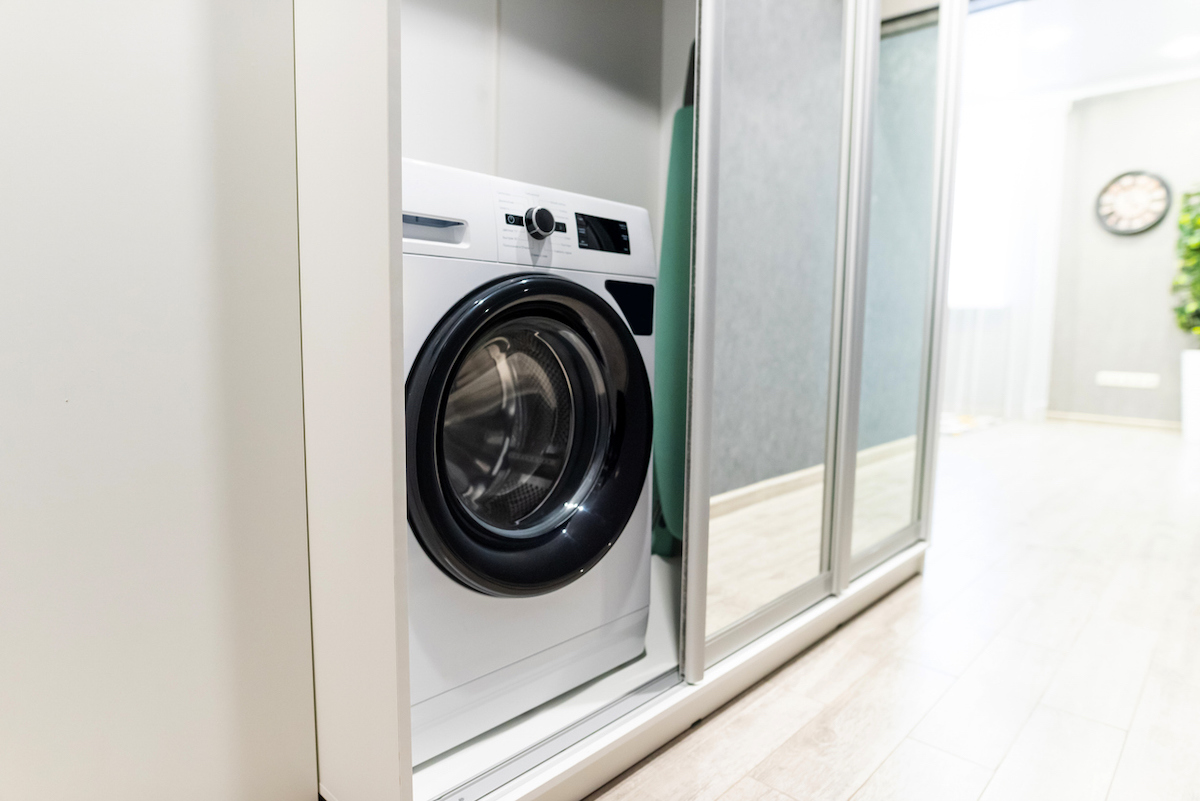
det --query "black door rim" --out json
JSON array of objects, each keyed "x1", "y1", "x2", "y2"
[{"x1": 406, "y1": 273, "x2": 653, "y2": 597}]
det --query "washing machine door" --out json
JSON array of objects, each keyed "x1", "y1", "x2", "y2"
[{"x1": 406, "y1": 274, "x2": 653, "y2": 597}]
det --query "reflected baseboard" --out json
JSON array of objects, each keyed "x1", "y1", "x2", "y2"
[
  {"x1": 709, "y1": 463, "x2": 824, "y2": 518},
  {"x1": 709, "y1": 435, "x2": 917, "y2": 519}
]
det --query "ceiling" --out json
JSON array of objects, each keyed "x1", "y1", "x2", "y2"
[{"x1": 964, "y1": 0, "x2": 1200, "y2": 98}]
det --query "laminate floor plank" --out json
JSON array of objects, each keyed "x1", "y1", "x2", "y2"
[
  {"x1": 589, "y1": 422, "x2": 1200, "y2": 801},
  {"x1": 1152, "y1": 600, "x2": 1200, "y2": 690},
  {"x1": 995, "y1": 563, "x2": 1109, "y2": 650},
  {"x1": 749, "y1": 659, "x2": 954, "y2": 801},
  {"x1": 847, "y1": 739, "x2": 992, "y2": 801},
  {"x1": 1106, "y1": 668, "x2": 1200, "y2": 801},
  {"x1": 977, "y1": 706, "x2": 1125, "y2": 801},
  {"x1": 1091, "y1": 557, "x2": 1192, "y2": 633},
  {"x1": 714, "y1": 777, "x2": 796, "y2": 801},
  {"x1": 758, "y1": 627, "x2": 883, "y2": 706},
  {"x1": 1039, "y1": 616, "x2": 1159, "y2": 730},
  {"x1": 909, "y1": 636, "x2": 1063, "y2": 769},
  {"x1": 588, "y1": 659, "x2": 824, "y2": 801}
]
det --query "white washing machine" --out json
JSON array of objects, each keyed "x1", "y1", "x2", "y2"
[{"x1": 400, "y1": 159, "x2": 656, "y2": 764}]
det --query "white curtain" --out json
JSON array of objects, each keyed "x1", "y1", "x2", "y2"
[{"x1": 941, "y1": 5, "x2": 1069, "y2": 423}]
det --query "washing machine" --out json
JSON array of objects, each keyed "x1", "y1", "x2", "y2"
[{"x1": 401, "y1": 159, "x2": 656, "y2": 764}]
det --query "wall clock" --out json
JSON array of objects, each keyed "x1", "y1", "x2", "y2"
[{"x1": 1096, "y1": 171, "x2": 1171, "y2": 235}]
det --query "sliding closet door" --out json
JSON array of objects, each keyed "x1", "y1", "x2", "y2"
[
  {"x1": 848, "y1": 10, "x2": 941, "y2": 574},
  {"x1": 697, "y1": 0, "x2": 852, "y2": 661}
]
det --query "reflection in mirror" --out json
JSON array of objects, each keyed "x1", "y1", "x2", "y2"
[
  {"x1": 704, "y1": 0, "x2": 847, "y2": 638},
  {"x1": 851, "y1": 11, "x2": 940, "y2": 560}
]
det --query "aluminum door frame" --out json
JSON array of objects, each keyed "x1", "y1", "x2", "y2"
[
  {"x1": 828, "y1": 0, "x2": 884, "y2": 595},
  {"x1": 915, "y1": 0, "x2": 968, "y2": 548},
  {"x1": 680, "y1": 0, "x2": 719, "y2": 685}
]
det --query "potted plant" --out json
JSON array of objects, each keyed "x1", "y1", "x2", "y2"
[{"x1": 1174, "y1": 189, "x2": 1200, "y2": 441}]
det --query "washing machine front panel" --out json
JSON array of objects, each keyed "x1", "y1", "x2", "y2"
[
  {"x1": 406, "y1": 273, "x2": 653, "y2": 597},
  {"x1": 399, "y1": 161, "x2": 658, "y2": 762}
]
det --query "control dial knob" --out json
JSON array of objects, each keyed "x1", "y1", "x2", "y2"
[{"x1": 524, "y1": 207, "x2": 556, "y2": 240}]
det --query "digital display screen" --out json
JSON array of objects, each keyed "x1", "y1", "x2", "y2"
[{"x1": 576, "y1": 213, "x2": 630, "y2": 255}]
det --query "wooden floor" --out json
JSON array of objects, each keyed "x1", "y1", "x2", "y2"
[{"x1": 590, "y1": 420, "x2": 1200, "y2": 801}]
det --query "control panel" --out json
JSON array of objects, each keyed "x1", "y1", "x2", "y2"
[
  {"x1": 494, "y1": 184, "x2": 646, "y2": 275},
  {"x1": 401, "y1": 158, "x2": 654, "y2": 279},
  {"x1": 575, "y1": 213, "x2": 631, "y2": 254}
]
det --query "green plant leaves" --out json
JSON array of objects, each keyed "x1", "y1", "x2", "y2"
[{"x1": 1173, "y1": 190, "x2": 1200, "y2": 342}]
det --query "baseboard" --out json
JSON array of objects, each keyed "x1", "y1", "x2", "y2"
[{"x1": 1045, "y1": 410, "x2": 1181, "y2": 431}]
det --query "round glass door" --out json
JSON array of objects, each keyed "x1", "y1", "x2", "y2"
[
  {"x1": 441, "y1": 316, "x2": 610, "y2": 539},
  {"x1": 406, "y1": 274, "x2": 653, "y2": 597}
]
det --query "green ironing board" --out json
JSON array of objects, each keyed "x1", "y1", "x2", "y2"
[{"x1": 652, "y1": 47, "x2": 694, "y2": 557}]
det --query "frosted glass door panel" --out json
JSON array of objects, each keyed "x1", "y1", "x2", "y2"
[
  {"x1": 705, "y1": 0, "x2": 847, "y2": 638},
  {"x1": 851, "y1": 16, "x2": 939, "y2": 561}
]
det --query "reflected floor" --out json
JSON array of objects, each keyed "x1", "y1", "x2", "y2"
[
  {"x1": 706, "y1": 473, "x2": 824, "y2": 637},
  {"x1": 851, "y1": 436, "x2": 918, "y2": 556},
  {"x1": 706, "y1": 437, "x2": 919, "y2": 636}
]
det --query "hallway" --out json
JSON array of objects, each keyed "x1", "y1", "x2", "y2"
[{"x1": 591, "y1": 420, "x2": 1200, "y2": 801}]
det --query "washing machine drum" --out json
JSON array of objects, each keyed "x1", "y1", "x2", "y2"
[{"x1": 407, "y1": 274, "x2": 653, "y2": 597}]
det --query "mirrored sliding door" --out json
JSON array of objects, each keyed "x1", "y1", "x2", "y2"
[
  {"x1": 699, "y1": 0, "x2": 852, "y2": 656},
  {"x1": 849, "y1": 9, "x2": 941, "y2": 571},
  {"x1": 688, "y1": 0, "x2": 953, "y2": 670}
]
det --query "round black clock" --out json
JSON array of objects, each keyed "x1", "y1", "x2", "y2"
[{"x1": 1096, "y1": 172, "x2": 1171, "y2": 235}]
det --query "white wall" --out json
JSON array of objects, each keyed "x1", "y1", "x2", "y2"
[
  {"x1": 657, "y1": 0, "x2": 701, "y2": 217},
  {"x1": 401, "y1": 0, "x2": 693, "y2": 251},
  {"x1": 1050, "y1": 78, "x2": 1200, "y2": 422},
  {"x1": 941, "y1": 0, "x2": 1200, "y2": 424},
  {"x1": 400, "y1": 0, "x2": 498, "y2": 175},
  {"x1": 0, "y1": 2, "x2": 317, "y2": 799},
  {"x1": 943, "y1": 95, "x2": 1070, "y2": 420}
]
